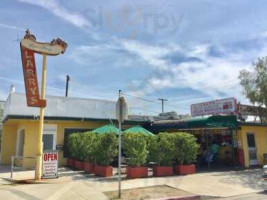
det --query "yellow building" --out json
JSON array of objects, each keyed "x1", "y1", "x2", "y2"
[
  {"x1": 237, "y1": 123, "x2": 267, "y2": 167},
  {"x1": 0, "y1": 93, "x2": 148, "y2": 167},
  {"x1": 2, "y1": 93, "x2": 266, "y2": 169},
  {"x1": 150, "y1": 116, "x2": 267, "y2": 168}
]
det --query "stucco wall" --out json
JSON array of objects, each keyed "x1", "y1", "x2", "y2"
[
  {"x1": 238, "y1": 125, "x2": 267, "y2": 167},
  {"x1": 0, "y1": 123, "x2": 18, "y2": 164},
  {"x1": 0, "y1": 119, "x2": 130, "y2": 167}
]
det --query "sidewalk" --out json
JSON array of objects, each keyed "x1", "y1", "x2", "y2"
[{"x1": 0, "y1": 166, "x2": 265, "y2": 199}]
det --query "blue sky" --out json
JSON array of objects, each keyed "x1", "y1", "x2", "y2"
[{"x1": 1, "y1": 0, "x2": 267, "y2": 115}]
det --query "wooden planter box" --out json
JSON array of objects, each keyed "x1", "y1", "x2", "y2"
[
  {"x1": 74, "y1": 160, "x2": 85, "y2": 170},
  {"x1": 67, "y1": 158, "x2": 74, "y2": 168},
  {"x1": 84, "y1": 162, "x2": 95, "y2": 174},
  {"x1": 126, "y1": 167, "x2": 148, "y2": 179},
  {"x1": 95, "y1": 165, "x2": 113, "y2": 177},
  {"x1": 153, "y1": 166, "x2": 173, "y2": 177},
  {"x1": 175, "y1": 164, "x2": 196, "y2": 175}
]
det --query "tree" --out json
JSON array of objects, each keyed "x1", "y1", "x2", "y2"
[{"x1": 239, "y1": 57, "x2": 267, "y2": 122}]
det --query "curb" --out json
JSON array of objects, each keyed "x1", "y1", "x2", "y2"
[
  {"x1": 151, "y1": 195, "x2": 200, "y2": 200},
  {"x1": 5, "y1": 178, "x2": 55, "y2": 184}
]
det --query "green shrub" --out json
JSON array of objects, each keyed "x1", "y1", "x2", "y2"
[
  {"x1": 84, "y1": 132, "x2": 97, "y2": 163},
  {"x1": 94, "y1": 133, "x2": 118, "y2": 166},
  {"x1": 122, "y1": 133, "x2": 148, "y2": 167},
  {"x1": 148, "y1": 133, "x2": 176, "y2": 166},
  {"x1": 68, "y1": 133, "x2": 80, "y2": 159},
  {"x1": 68, "y1": 133, "x2": 87, "y2": 161},
  {"x1": 173, "y1": 132, "x2": 199, "y2": 165}
]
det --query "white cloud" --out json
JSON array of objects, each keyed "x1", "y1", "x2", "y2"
[
  {"x1": 18, "y1": 0, "x2": 90, "y2": 29},
  {"x1": 0, "y1": 23, "x2": 25, "y2": 31},
  {"x1": 120, "y1": 40, "x2": 180, "y2": 70},
  {"x1": 117, "y1": 39, "x2": 258, "y2": 103}
]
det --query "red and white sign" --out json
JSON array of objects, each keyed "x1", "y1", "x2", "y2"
[
  {"x1": 20, "y1": 29, "x2": 67, "y2": 108},
  {"x1": 20, "y1": 46, "x2": 46, "y2": 107},
  {"x1": 191, "y1": 98, "x2": 237, "y2": 117},
  {"x1": 42, "y1": 151, "x2": 58, "y2": 178}
]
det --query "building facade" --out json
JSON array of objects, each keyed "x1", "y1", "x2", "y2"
[
  {"x1": 148, "y1": 116, "x2": 267, "y2": 168},
  {"x1": 0, "y1": 93, "x2": 148, "y2": 167}
]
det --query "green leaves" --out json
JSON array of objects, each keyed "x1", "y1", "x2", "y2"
[
  {"x1": 122, "y1": 133, "x2": 148, "y2": 167},
  {"x1": 147, "y1": 133, "x2": 176, "y2": 166},
  {"x1": 173, "y1": 132, "x2": 199, "y2": 165},
  {"x1": 68, "y1": 132, "x2": 117, "y2": 165},
  {"x1": 239, "y1": 57, "x2": 267, "y2": 109},
  {"x1": 68, "y1": 133, "x2": 87, "y2": 161},
  {"x1": 84, "y1": 132, "x2": 97, "y2": 163},
  {"x1": 94, "y1": 133, "x2": 118, "y2": 166}
]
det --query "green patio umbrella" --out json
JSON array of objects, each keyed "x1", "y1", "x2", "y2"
[
  {"x1": 92, "y1": 124, "x2": 119, "y2": 135},
  {"x1": 123, "y1": 125, "x2": 155, "y2": 136}
]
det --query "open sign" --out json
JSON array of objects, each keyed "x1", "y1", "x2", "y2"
[{"x1": 42, "y1": 151, "x2": 58, "y2": 178}]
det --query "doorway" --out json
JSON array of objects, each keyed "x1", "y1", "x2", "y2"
[{"x1": 246, "y1": 133, "x2": 258, "y2": 166}]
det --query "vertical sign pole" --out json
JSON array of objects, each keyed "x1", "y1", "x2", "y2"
[
  {"x1": 118, "y1": 90, "x2": 122, "y2": 198},
  {"x1": 35, "y1": 53, "x2": 47, "y2": 180}
]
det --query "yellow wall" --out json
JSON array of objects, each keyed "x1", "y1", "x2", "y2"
[
  {"x1": 238, "y1": 125, "x2": 267, "y2": 167},
  {"x1": 1, "y1": 118, "x2": 132, "y2": 167},
  {"x1": 0, "y1": 123, "x2": 18, "y2": 164}
]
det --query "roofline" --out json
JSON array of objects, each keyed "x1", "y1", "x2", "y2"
[
  {"x1": 238, "y1": 122, "x2": 267, "y2": 127},
  {"x1": 3, "y1": 115, "x2": 150, "y2": 125},
  {"x1": 9, "y1": 92, "x2": 116, "y2": 104}
]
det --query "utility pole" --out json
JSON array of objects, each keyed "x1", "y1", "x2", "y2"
[
  {"x1": 65, "y1": 75, "x2": 70, "y2": 97},
  {"x1": 158, "y1": 98, "x2": 167, "y2": 113}
]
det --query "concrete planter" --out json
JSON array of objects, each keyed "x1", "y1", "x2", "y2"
[
  {"x1": 95, "y1": 165, "x2": 113, "y2": 177},
  {"x1": 175, "y1": 164, "x2": 196, "y2": 175},
  {"x1": 153, "y1": 166, "x2": 173, "y2": 177},
  {"x1": 74, "y1": 160, "x2": 85, "y2": 170},
  {"x1": 84, "y1": 162, "x2": 95, "y2": 174},
  {"x1": 126, "y1": 166, "x2": 148, "y2": 179},
  {"x1": 67, "y1": 158, "x2": 75, "y2": 168}
]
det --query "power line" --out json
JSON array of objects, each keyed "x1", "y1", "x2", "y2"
[
  {"x1": 122, "y1": 92, "x2": 189, "y2": 111},
  {"x1": 122, "y1": 93, "x2": 161, "y2": 105},
  {"x1": 128, "y1": 107, "x2": 161, "y2": 114}
]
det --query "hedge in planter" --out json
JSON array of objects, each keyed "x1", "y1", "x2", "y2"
[
  {"x1": 94, "y1": 133, "x2": 117, "y2": 177},
  {"x1": 148, "y1": 133, "x2": 176, "y2": 177},
  {"x1": 173, "y1": 132, "x2": 199, "y2": 175},
  {"x1": 84, "y1": 132, "x2": 97, "y2": 174},
  {"x1": 67, "y1": 133, "x2": 79, "y2": 168},
  {"x1": 68, "y1": 133, "x2": 87, "y2": 170},
  {"x1": 123, "y1": 133, "x2": 149, "y2": 178}
]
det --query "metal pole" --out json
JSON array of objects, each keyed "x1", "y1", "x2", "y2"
[
  {"x1": 36, "y1": 53, "x2": 47, "y2": 180},
  {"x1": 118, "y1": 90, "x2": 122, "y2": 198},
  {"x1": 11, "y1": 156, "x2": 14, "y2": 178},
  {"x1": 65, "y1": 75, "x2": 70, "y2": 97},
  {"x1": 158, "y1": 98, "x2": 167, "y2": 113}
]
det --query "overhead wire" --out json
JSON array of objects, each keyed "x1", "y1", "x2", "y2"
[{"x1": 122, "y1": 92, "x2": 189, "y2": 112}]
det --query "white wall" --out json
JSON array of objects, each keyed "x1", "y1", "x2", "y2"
[{"x1": 3, "y1": 93, "x2": 117, "y2": 120}]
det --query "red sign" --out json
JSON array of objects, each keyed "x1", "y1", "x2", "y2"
[
  {"x1": 20, "y1": 45, "x2": 46, "y2": 107},
  {"x1": 191, "y1": 98, "x2": 237, "y2": 117}
]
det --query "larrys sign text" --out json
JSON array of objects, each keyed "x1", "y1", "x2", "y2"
[
  {"x1": 20, "y1": 46, "x2": 46, "y2": 107},
  {"x1": 20, "y1": 29, "x2": 67, "y2": 108}
]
